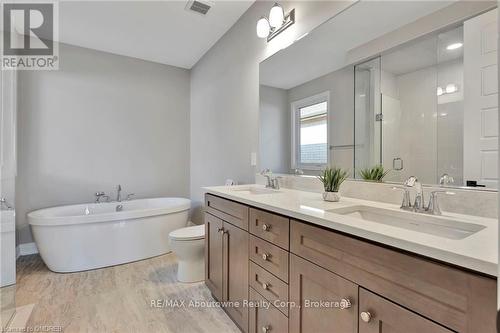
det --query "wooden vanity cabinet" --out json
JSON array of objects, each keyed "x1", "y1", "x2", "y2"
[
  {"x1": 249, "y1": 288, "x2": 289, "y2": 333},
  {"x1": 290, "y1": 220, "x2": 497, "y2": 332},
  {"x1": 289, "y1": 254, "x2": 358, "y2": 333},
  {"x1": 204, "y1": 194, "x2": 497, "y2": 333},
  {"x1": 223, "y1": 221, "x2": 249, "y2": 331},
  {"x1": 205, "y1": 194, "x2": 249, "y2": 332},
  {"x1": 205, "y1": 213, "x2": 224, "y2": 301},
  {"x1": 358, "y1": 288, "x2": 453, "y2": 333}
]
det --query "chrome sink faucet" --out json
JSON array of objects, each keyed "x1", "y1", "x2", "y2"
[
  {"x1": 426, "y1": 190, "x2": 455, "y2": 215},
  {"x1": 439, "y1": 173, "x2": 455, "y2": 186},
  {"x1": 393, "y1": 186, "x2": 411, "y2": 210},
  {"x1": 95, "y1": 192, "x2": 110, "y2": 203},
  {"x1": 404, "y1": 176, "x2": 425, "y2": 212},
  {"x1": 116, "y1": 184, "x2": 122, "y2": 202},
  {"x1": 260, "y1": 169, "x2": 282, "y2": 190},
  {"x1": 400, "y1": 176, "x2": 454, "y2": 215},
  {"x1": 293, "y1": 168, "x2": 304, "y2": 176}
]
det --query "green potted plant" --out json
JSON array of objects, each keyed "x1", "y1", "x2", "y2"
[
  {"x1": 318, "y1": 167, "x2": 349, "y2": 202},
  {"x1": 359, "y1": 165, "x2": 390, "y2": 182}
]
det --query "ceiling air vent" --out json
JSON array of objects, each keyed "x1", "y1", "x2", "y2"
[{"x1": 185, "y1": 0, "x2": 212, "y2": 16}]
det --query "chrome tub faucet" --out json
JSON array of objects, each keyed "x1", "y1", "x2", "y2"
[{"x1": 0, "y1": 197, "x2": 13, "y2": 210}]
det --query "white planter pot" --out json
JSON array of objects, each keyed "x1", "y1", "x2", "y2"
[{"x1": 322, "y1": 191, "x2": 340, "y2": 202}]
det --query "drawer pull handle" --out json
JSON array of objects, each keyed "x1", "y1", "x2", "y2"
[
  {"x1": 360, "y1": 311, "x2": 372, "y2": 323},
  {"x1": 262, "y1": 282, "x2": 270, "y2": 290},
  {"x1": 262, "y1": 325, "x2": 272, "y2": 333},
  {"x1": 261, "y1": 253, "x2": 271, "y2": 261},
  {"x1": 217, "y1": 227, "x2": 224, "y2": 234},
  {"x1": 262, "y1": 224, "x2": 271, "y2": 231},
  {"x1": 340, "y1": 298, "x2": 352, "y2": 309}
]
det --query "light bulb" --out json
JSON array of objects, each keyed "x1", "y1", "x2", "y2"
[
  {"x1": 436, "y1": 87, "x2": 443, "y2": 96},
  {"x1": 269, "y1": 3, "x2": 284, "y2": 28},
  {"x1": 256, "y1": 17, "x2": 270, "y2": 38},
  {"x1": 445, "y1": 84, "x2": 457, "y2": 94},
  {"x1": 446, "y1": 42, "x2": 463, "y2": 50}
]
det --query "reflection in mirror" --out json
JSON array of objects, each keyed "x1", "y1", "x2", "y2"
[
  {"x1": 259, "y1": 65, "x2": 354, "y2": 175},
  {"x1": 354, "y1": 57, "x2": 381, "y2": 177},
  {"x1": 259, "y1": 1, "x2": 497, "y2": 190},
  {"x1": 365, "y1": 10, "x2": 498, "y2": 189}
]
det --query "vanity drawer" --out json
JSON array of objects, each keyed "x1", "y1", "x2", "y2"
[
  {"x1": 205, "y1": 194, "x2": 249, "y2": 230},
  {"x1": 249, "y1": 261, "x2": 289, "y2": 316},
  {"x1": 249, "y1": 235, "x2": 289, "y2": 282},
  {"x1": 249, "y1": 208, "x2": 289, "y2": 249},
  {"x1": 290, "y1": 220, "x2": 496, "y2": 332},
  {"x1": 249, "y1": 288, "x2": 288, "y2": 333}
]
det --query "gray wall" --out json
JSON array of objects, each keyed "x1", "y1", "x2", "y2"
[
  {"x1": 16, "y1": 43, "x2": 190, "y2": 244},
  {"x1": 287, "y1": 66, "x2": 354, "y2": 172},
  {"x1": 259, "y1": 66, "x2": 354, "y2": 175},
  {"x1": 259, "y1": 85, "x2": 290, "y2": 173},
  {"x1": 190, "y1": 1, "x2": 355, "y2": 223}
]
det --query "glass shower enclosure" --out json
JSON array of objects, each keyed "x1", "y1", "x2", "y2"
[{"x1": 354, "y1": 57, "x2": 382, "y2": 177}]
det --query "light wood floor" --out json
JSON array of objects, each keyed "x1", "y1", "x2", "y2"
[{"x1": 16, "y1": 254, "x2": 240, "y2": 333}]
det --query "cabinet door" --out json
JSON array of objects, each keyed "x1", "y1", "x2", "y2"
[
  {"x1": 289, "y1": 254, "x2": 358, "y2": 333},
  {"x1": 224, "y1": 222, "x2": 249, "y2": 332},
  {"x1": 359, "y1": 288, "x2": 453, "y2": 333},
  {"x1": 249, "y1": 288, "x2": 288, "y2": 333},
  {"x1": 205, "y1": 213, "x2": 224, "y2": 301}
]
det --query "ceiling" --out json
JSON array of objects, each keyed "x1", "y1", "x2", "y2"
[
  {"x1": 382, "y1": 26, "x2": 463, "y2": 76},
  {"x1": 260, "y1": 1, "x2": 455, "y2": 90},
  {"x1": 56, "y1": 1, "x2": 253, "y2": 69}
]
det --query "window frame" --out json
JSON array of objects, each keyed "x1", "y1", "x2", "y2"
[{"x1": 291, "y1": 91, "x2": 330, "y2": 170}]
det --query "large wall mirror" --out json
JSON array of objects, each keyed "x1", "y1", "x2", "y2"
[{"x1": 259, "y1": 1, "x2": 498, "y2": 190}]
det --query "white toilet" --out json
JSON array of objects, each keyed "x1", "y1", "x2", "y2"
[{"x1": 169, "y1": 224, "x2": 205, "y2": 283}]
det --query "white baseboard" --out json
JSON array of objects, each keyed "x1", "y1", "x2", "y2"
[{"x1": 16, "y1": 242, "x2": 38, "y2": 257}]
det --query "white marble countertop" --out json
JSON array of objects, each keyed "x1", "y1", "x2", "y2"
[{"x1": 204, "y1": 185, "x2": 498, "y2": 277}]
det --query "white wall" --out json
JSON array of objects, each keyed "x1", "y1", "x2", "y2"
[
  {"x1": 16, "y1": 43, "x2": 190, "y2": 244},
  {"x1": 259, "y1": 85, "x2": 290, "y2": 173},
  {"x1": 437, "y1": 59, "x2": 464, "y2": 185},
  {"x1": 380, "y1": 69, "x2": 401, "y2": 182},
  {"x1": 190, "y1": 1, "x2": 356, "y2": 223},
  {"x1": 381, "y1": 59, "x2": 464, "y2": 185},
  {"x1": 395, "y1": 66, "x2": 438, "y2": 184}
]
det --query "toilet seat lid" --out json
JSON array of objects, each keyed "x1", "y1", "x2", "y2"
[{"x1": 169, "y1": 224, "x2": 205, "y2": 241}]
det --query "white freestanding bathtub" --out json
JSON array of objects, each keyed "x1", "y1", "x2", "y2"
[{"x1": 28, "y1": 197, "x2": 190, "y2": 273}]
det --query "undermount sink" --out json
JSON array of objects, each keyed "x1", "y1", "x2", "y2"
[
  {"x1": 328, "y1": 205, "x2": 485, "y2": 240},
  {"x1": 230, "y1": 186, "x2": 281, "y2": 195}
]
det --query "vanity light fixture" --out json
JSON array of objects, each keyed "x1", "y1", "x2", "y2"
[
  {"x1": 256, "y1": 17, "x2": 271, "y2": 38},
  {"x1": 446, "y1": 42, "x2": 463, "y2": 50},
  {"x1": 256, "y1": 3, "x2": 295, "y2": 42},
  {"x1": 269, "y1": 3, "x2": 285, "y2": 28}
]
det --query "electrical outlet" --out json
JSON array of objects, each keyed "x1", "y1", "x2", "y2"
[{"x1": 251, "y1": 152, "x2": 257, "y2": 166}]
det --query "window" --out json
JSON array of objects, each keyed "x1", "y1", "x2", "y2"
[{"x1": 291, "y1": 92, "x2": 329, "y2": 169}]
